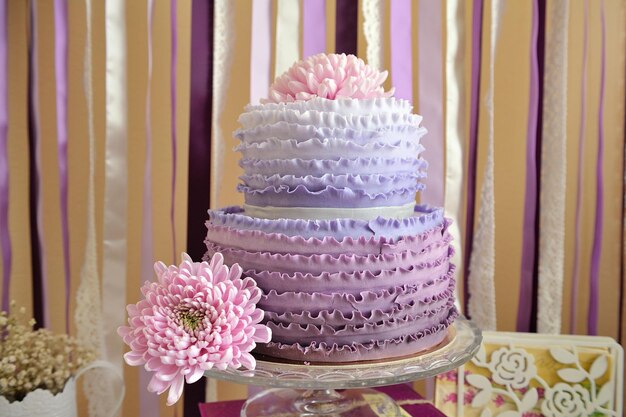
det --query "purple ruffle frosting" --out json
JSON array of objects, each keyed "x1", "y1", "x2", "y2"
[
  {"x1": 254, "y1": 309, "x2": 458, "y2": 363},
  {"x1": 202, "y1": 97, "x2": 457, "y2": 363},
  {"x1": 207, "y1": 205, "x2": 444, "y2": 240},
  {"x1": 204, "y1": 218, "x2": 450, "y2": 256}
]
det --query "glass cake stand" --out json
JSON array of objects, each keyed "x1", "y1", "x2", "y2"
[{"x1": 204, "y1": 315, "x2": 482, "y2": 417}]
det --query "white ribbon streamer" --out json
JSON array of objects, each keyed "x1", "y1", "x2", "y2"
[
  {"x1": 208, "y1": 0, "x2": 235, "y2": 399},
  {"x1": 76, "y1": 1, "x2": 113, "y2": 416},
  {"x1": 102, "y1": 2, "x2": 127, "y2": 414},
  {"x1": 274, "y1": 0, "x2": 300, "y2": 78},
  {"x1": 444, "y1": 0, "x2": 466, "y2": 307},
  {"x1": 362, "y1": 0, "x2": 384, "y2": 70},
  {"x1": 537, "y1": 0, "x2": 569, "y2": 334},
  {"x1": 210, "y1": 0, "x2": 233, "y2": 209},
  {"x1": 467, "y1": 0, "x2": 501, "y2": 331}
]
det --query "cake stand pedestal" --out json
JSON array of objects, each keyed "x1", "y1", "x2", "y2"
[{"x1": 205, "y1": 315, "x2": 482, "y2": 417}]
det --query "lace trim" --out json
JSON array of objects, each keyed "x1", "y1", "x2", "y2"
[
  {"x1": 362, "y1": 0, "x2": 383, "y2": 70},
  {"x1": 537, "y1": 0, "x2": 569, "y2": 334},
  {"x1": 467, "y1": 0, "x2": 502, "y2": 331},
  {"x1": 77, "y1": 1, "x2": 117, "y2": 415}
]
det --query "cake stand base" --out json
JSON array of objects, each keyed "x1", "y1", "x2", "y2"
[{"x1": 241, "y1": 388, "x2": 402, "y2": 417}]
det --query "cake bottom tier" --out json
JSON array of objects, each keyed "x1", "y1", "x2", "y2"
[
  {"x1": 204, "y1": 205, "x2": 458, "y2": 363},
  {"x1": 254, "y1": 307, "x2": 458, "y2": 363}
]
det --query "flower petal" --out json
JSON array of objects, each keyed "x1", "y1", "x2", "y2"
[{"x1": 166, "y1": 374, "x2": 186, "y2": 406}]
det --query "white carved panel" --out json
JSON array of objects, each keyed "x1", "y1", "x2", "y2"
[{"x1": 435, "y1": 332, "x2": 623, "y2": 417}]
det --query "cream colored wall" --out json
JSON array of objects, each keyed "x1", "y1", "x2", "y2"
[{"x1": 2, "y1": 0, "x2": 625, "y2": 414}]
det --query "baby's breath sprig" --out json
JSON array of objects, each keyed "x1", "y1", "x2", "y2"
[{"x1": 0, "y1": 303, "x2": 96, "y2": 403}]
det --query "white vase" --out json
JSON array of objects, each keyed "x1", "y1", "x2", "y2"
[
  {"x1": 0, "y1": 360, "x2": 124, "y2": 417},
  {"x1": 0, "y1": 377, "x2": 79, "y2": 417}
]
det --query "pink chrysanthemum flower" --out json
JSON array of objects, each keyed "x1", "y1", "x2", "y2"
[
  {"x1": 118, "y1": 253, "x2": 271, "y2": 406},
  {"x1": 263, "y1": 53, "x2": 395, "y2": 103}
]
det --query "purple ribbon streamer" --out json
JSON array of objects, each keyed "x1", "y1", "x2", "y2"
[
  {"x1": 184, "y1": 0, "x2": 214, "y2": 415},
  {"x1": 463, "y1": 0, "x2": 483, "y2": 315},
  {"x1": 28, "y1": 0, "x2": 47, "y2": 328},
  {"x1": 418, "y1": 1, "x2": 444, "y2": 204},
  {"x1": 303, "y1": 0, "x2": 326, "y2": 58},
  {"x1": 516, "y1": 0, "x2": 541, "y2": 333},
  {"x1": 588, "y1": 0, "x2": 606, "y2": 335},
  {"x1": 570, "y1": 0, "x2": 589, "y2": 334},
  {"x1": 390, "y1": 0, "x2": 413, "y2": 101},
  {"x1": 170, "y1": 0, "x2": 178, "y2": 262},
  {"x1": 0, "y1": 0, "x2": 10, "y2": 314},
  {"x1": 250, "y1": 0, "x2": 271, "y2": 104},
  {"x1": 54, "y1": 0, "x2": 71, "y2": 335},
  {"x1": 335, "y1": 0, "x2": 358, "y2": 55}
]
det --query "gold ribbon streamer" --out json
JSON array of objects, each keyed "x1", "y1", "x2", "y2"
[
  {"x1": 274, "y1": 0, "x2": 300, "y2": 78},
  {"x1": 444, "y1": 0, "x2": 466, "y2": 308},
  {"x1": 102, "y1": 0, "x2": 128, "y2": 400},
  {"x1": 210, "y1": 0, "x2": 234, "y2": 208},
  {"x1": 537, "y1": 0, "x2": 569, "y2": 334},
  {"x1": 467, "y1": 0, "x2": 502, "y2": 331}
]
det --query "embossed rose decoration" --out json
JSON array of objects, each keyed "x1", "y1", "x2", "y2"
[
  {"x1": 488, "y1": 347, "x2": 537, "y2": 389},
  {"x1": 541, "y1": 383, "x2": 594, "y2": 417}
]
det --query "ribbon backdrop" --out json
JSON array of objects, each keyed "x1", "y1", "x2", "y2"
[{"x1": 0, "y1": 1, "x2": 624, "y2": 415}]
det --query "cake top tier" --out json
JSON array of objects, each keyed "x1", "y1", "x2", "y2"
[{"x1": 263, "y1": 53, "x2": 395, "y2": 104}]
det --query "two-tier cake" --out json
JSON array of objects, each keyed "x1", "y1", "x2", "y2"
[{"x1": 204, "y1": 53, "x2": 457, "y2": 363}]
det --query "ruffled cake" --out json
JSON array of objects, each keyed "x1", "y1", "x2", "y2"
[{"x1": 204, "y1": 53, "x2": 457, "y2": 363}]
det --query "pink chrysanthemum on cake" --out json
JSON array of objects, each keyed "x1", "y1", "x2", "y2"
[
  {"x1": 118, "y1": 253, "x2": 271, "y2": 406},
  {"x1": 264, "y1": 53, "x2": 395, "y2": 103}
]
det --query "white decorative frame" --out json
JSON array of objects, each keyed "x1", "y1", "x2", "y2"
[{"x1": 435, "y1": 331, "x2": 623, "y2": 417}]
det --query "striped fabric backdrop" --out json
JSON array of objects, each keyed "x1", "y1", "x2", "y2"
[{"x1": 0, "y1": 1, "x2": 624, "y2": 416}]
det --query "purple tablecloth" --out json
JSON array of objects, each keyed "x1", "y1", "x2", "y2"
[{"x1": 199, "y1": 384, "x2": 447, "y2": 417}]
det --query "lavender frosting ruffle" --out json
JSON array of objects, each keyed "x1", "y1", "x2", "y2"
[
  {"x1": 239, "y1": 183, "x2": 422, "y2": 209},
  {"x1": 243, "y1": 97, "x2": 414, "y2": 115},
  {"x1": 235, "y1": 121, "x2": 425, "y2": 146},
  {"x1": 264, "y1": 296, "x2": 454, "y2": 327},
  {"x1": 238, "y1": 108, "x2": 423, "y2": 131},
  {"x1": 207, "y1": 205, "x2": 444, "y2": 240},
  {"x1": 239, "y1": 157, "x2": 427, "y2": 176},
  {"x1": 236, "y1": 137, "x2": 424, "y2": 160},
  {"x1": 249, "y1": 263, "x2": 455, "y2": 294},
  {"x1": 204, "y1": 238, "x2": 452, "y2": 275},
  {"x1": 254, "y1": 309, "x2": 458, "y2": 363},
  {"x1": 256, "y1": 278, "x2": 455, "y2": 316},
  {"x1": 204, "y1": 218, "x2": 450, "y2": 256},
  {"x1": 240, "y1": 173, "x2": 424, "y2": 194},
  {"x1": 267, "y1": 306, "x2": 453, "y2": 345}
]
